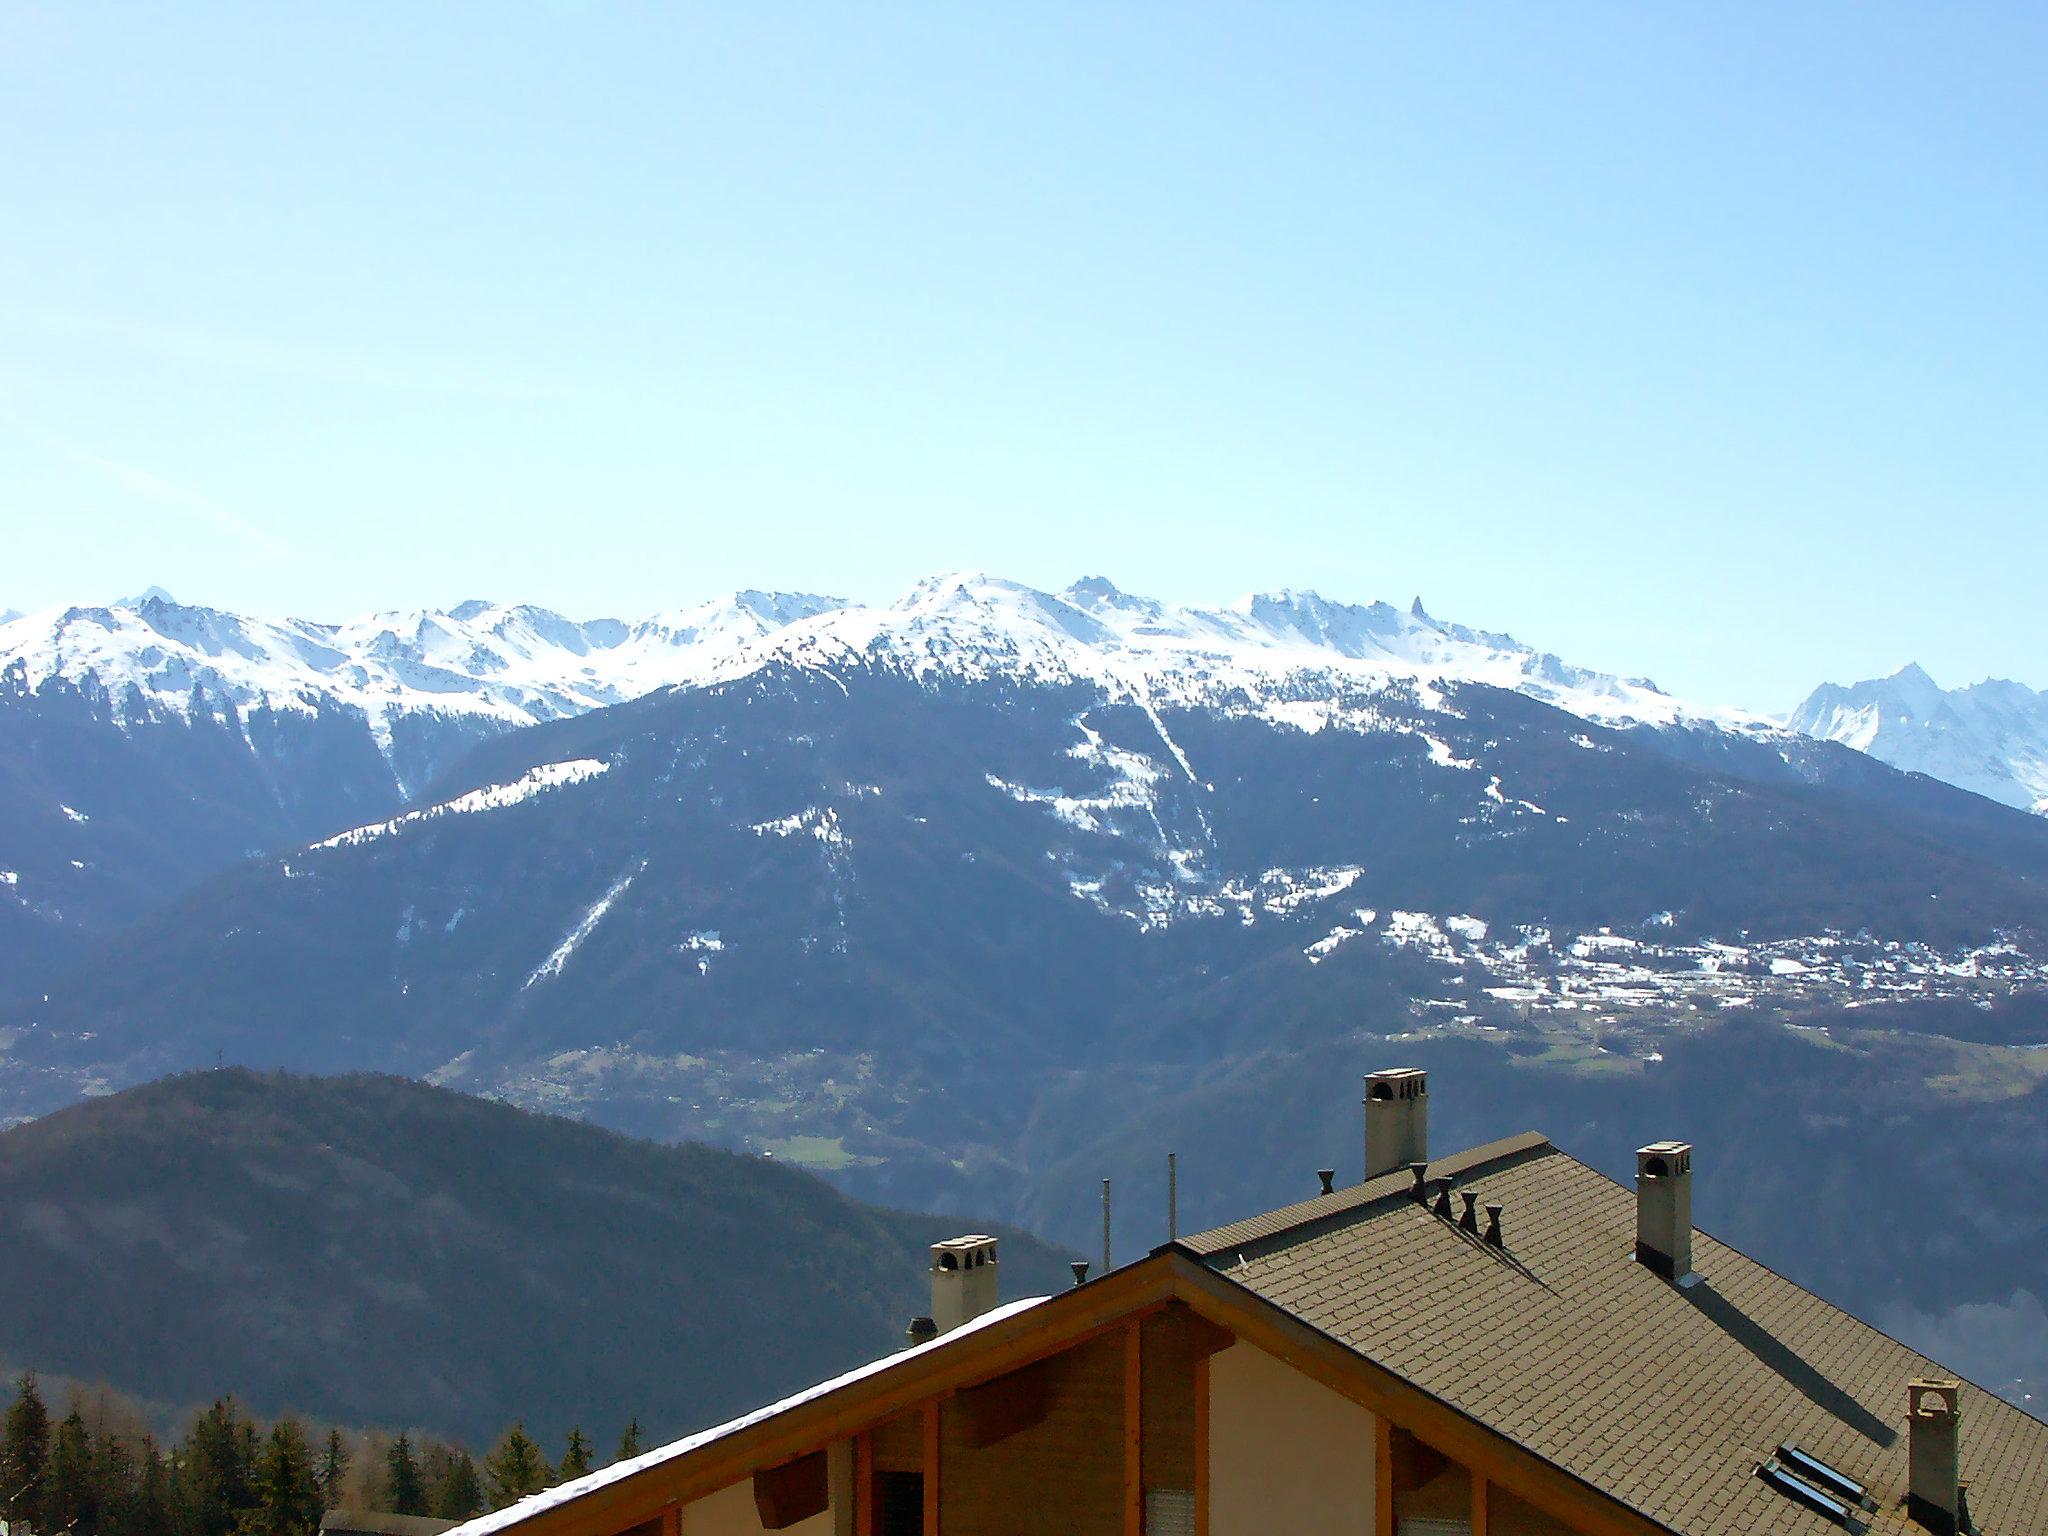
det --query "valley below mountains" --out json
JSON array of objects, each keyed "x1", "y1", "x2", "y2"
[{"x1": 4, "y1": 573, "x2": 2046, "y2": 1411}]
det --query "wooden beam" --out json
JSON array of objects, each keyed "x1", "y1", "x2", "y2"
[
  {"x1": 952, "y1": 1357, "x2": 1057, "y2": 1449},
  {"x1": 659, "y1": 1504, "x2": 679, "y2": 1536},
  {"x1": 922, "y1": 1403, "x2": 940, "y2": 1536},
  {"x1": 1388, "y1": 1425, "x2": 1450, "y2": 1495},
  {"x1": 853, "y1": 1432, "x2": 873, "y2": 1536},
  {"x1": 1375, "y1": 1417, "x2": 1393, "y2": 1536},
  {"x1": 1193, "y1": 1353, "x2": 1211, "y2": 1536},
  {"x1": 753, "y1": 1452, "x2": 829, "y2": 1530},
  {"x1": 1123, "y1": 1322, "x2": 1142, "y2": 1536},
  {"x1": 1472, "y1": 1470, "x2": 1490, "y2": 1536}
]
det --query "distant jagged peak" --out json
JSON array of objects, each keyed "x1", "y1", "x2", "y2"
[
  {"x1": 113, "y1": 584, "x2": 178, "y2": 608},
  {"x1": 1789, "y1": 660, "x2": 2048, "y2": 815}
]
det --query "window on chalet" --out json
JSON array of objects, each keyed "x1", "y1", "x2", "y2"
[{"x1": 876, "y1": 1469, "x2": 923, "y2": 1536}]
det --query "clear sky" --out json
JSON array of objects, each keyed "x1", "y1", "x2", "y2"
[{"x1": 3, "y1": 4, "x2": 2043, "y2": 711}]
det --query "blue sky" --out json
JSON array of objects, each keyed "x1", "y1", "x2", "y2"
[{"x1": 2, "y1": 3, "x2": 2042, "y2": 710}]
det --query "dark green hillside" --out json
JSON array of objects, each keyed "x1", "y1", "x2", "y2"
[{"x1": 0, "y1": 1070, "x2": 1073, "y2": 1446}]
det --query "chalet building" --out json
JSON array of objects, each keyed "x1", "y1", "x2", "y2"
[{"x1": 450, "y1": 1069, "x2": 2047, "y2": 1536}]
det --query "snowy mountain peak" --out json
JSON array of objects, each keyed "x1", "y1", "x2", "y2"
[
  {"x1": 114, "y1": 585, "x2": 178, "y2": 608},
  {"x1": 2, "y1": 575, "x2": 1777, "y2": 796},
  {"x1": 1789, "y1": 665, "x2": 2048, "y2": 814}
]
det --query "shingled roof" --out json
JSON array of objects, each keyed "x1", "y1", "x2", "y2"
[{"x1": 1178, "y1": 1134, "x2": 2048, "y2": 1535}]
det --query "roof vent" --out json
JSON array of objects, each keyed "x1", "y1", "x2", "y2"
[
  {"x1": 1634, "y1": 1141, "x2": 1695, "y2": 1282},
  {"x1": 1408, "y1": 1162, "x2": 1429, "y2": 1203},
  {"x1": 1317, "y1": 1168, "x2": 1336, "y2": 1196},
  {"x1": 930, "y1": 1235, "x2": 999, "y2": 1334},
  {"x1": 1069, "y1": 1260, "x2": 1090, "y2": 1288},
  {"x1": 906, "y1": 1316, "x2": 938, "y2": 1345},
  {"x1": 1483, "y1": 1203, "x2": 1503, "y2": 1247},
  {"x1": 1364, "y1": 1068, "x2": 1428, "y2": 1179},
  {"x1": 1907, "y1": 1379, "x2": 1961, "y2": 1533},
  {"x1": 1459, "y1": 1190, "x2": 1480, "y2": 1234}
]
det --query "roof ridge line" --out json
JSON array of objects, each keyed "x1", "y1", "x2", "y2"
[{"x1": 1169, "y1": 1130, "x2": 1553, "y2": 1258}]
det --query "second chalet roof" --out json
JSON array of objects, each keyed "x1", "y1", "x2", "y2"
[{"x1": 1177, "y1": 1133, "x2": 2048, "y2": 1536}]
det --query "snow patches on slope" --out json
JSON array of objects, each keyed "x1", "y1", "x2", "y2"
[
  {"x1": 311, "y1": 759, "x2": 611, "y2": 850},
  {"x1": 523, "y1": 861, "x2": 647, "y2": 988}
]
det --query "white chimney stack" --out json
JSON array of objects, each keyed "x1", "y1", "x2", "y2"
[
  {"x1": 1907, "y1": 1379, "x2": 1962, "y2": 1534},
  {"x1": 930, "y1": 1235, "x2": 999, "y2": 1335},
  {"x1": 1634, "y1": 1141, "x2": 1695, "y2": 1282},
  {"x1": 1364, "y1": 1068, "x2": 1428, "y2": 1180}
]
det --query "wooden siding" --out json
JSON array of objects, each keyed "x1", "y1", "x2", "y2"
[{"x1": 937, "y1": 1329, "x2": 1125, "y2": 1536}]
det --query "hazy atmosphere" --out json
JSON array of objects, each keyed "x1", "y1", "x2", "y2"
[
  {"x1": 5, "y1": 4, "x2": 2045, "y2": 709},
  {"x1": 4, "y1": 12, "x2": 2047, "y2": 1535}
]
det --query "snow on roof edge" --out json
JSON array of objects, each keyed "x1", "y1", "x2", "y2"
[{"x1": 446, "y1": 1295, "x2": 1051, "y2": 1536}]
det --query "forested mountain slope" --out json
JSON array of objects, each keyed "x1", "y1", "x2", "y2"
[{"x1": 0, "y1": 1070, "x2": 1073, "y2": 1446}]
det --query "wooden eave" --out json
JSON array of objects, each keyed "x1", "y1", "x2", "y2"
[{"x1": 481, "y1": 1249, "x2": 1672, "y2": 1536}]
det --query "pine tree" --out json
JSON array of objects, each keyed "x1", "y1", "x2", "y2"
[
  {"x1": 178, "y1": 1399, "x2": 258, "y2": 1536},
  {"x1": 314, "y1": 1433, "x2": 348, "y2": 1512},
  {"x1": 481, "y1": 1425, "x2": 550, "y2": 1511},
  {"x1": 383, "y1": 1434, "x2": 425, "y2": 1517},
  {"x1": 556, "y1": 1430, "x2": 591, "y2": 1483},
  {"x1": 430, "y1": 1455, "x2": 482, "y2": 1523},
  {"x1": 134, "y1": 1441, "x2": 174, "y2": 1536},
  {"x1": 614, "y1": 1419, "x2": 643, "y2": 1463},
  {"x1": 239, "y1": 1421, "x2": 321, "y2": 1536},
  {"x1": 48, "y1": 1410, "x2": 96, "y2": 1536},
  {"x1": 91, "y1": 1426, "x2": 139, "y2": 1536},
  {"x1": 0, "y1": 1373, "x2": 51, "y2": 1533}
]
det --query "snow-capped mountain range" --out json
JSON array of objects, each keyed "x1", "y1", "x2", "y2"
[
  {"x1": 0, "y1": 587, "x2": 847, "y2": 787},
  {"x1": 0, "y1": 573, "x2": 1762, "y2": 777},
  {"x1": 1788, "y1": 663, "x2": 2048, "y2": 816}
]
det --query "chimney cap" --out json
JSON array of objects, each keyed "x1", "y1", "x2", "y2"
[
  {"x1": 1069, "y1": 1260, "x2": 1090, "y2": 1287},
  {"x1": 1317, "y1": 1167, "x2": 1336, "y2": 1195},
  {"x1": 1365, "y1": 1067, "x2": 1428, "y2": 1101},
  {"x1": 930, "y1": 1234, "x2": 998, "y2": 1272},
  {"x1": 1636, "y1": 1141, "x2": 1693, "y2": 1177},
  {"x1": 906, "y1": 1316, "x2": 938, "y2": 1344},
  {"x1": 1910, "y1": 1379, "x2": 1961, "y2": 1419}
]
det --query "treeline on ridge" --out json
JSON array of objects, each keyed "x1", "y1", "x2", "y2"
[{"x1": 0, "y1": 1373, "x2": 647, "y2": 1536}]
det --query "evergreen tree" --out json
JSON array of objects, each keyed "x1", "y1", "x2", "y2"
[
  {"x1": 430, "y1": 1455, "x2": 482, "y2": 1523},
  {"x1": 613, "y1": 1419, "x2": 643, "y2": 1463},
  {"x1": 48, "y1": 1410, "x2": 96, "y2": 1536},
  {"x1": 239, "y1": 1421, "x2": 321, "y2": 1536},
  {"x1": 134, "y1": 1441, "x2": 174, "y2": 1536},
  {"x1": 178, "y1": 1400, "x2": 257, "y2": 1536},
  {"x1": 314, "y1": 1433, "x2": 348, "y2": 1512},
  {"x1": 556, "y1": 1430, "x2": 590, "y2": 1483},
  {"x1": 91, "y1": 1427, "x2": 139, "y2": 1536},
  {"x1": 383, "y1": 1435, "x2": 425, "y2": 1518},
  {"x1": 481, "y1": 1425, "x2": 550, "y2": 1511},
  {"x1": 0, "y1": 1373, "x2": 51, "y2": 1533}
]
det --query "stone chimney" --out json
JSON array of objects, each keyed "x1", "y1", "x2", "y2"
[
  {"x1": 1364, "y1": 1068, "x2": 1428, "y2": 1180},
  {"x1": 930, "y1": 1235, "x2": 999, "y2": 1335},
  {"x1": 1907, "y1": 1379, "x2": 1961, "y2": 1533},
  {"x1": 1634, "y1": 1141, "x2": 1695, "y2": 1281}
]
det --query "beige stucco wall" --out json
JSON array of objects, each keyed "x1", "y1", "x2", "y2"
[
  {"x1": 1207, "y1": 1340, "x2": 1377, "y2": 1536},
  {"x1": 677, "y1": 1476, "x2": 835, "y2": 1536}
]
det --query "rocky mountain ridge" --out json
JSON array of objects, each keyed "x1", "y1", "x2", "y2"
[{"x1": 1789, "y1": 662, "x2": 2048, "y2": 816}]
